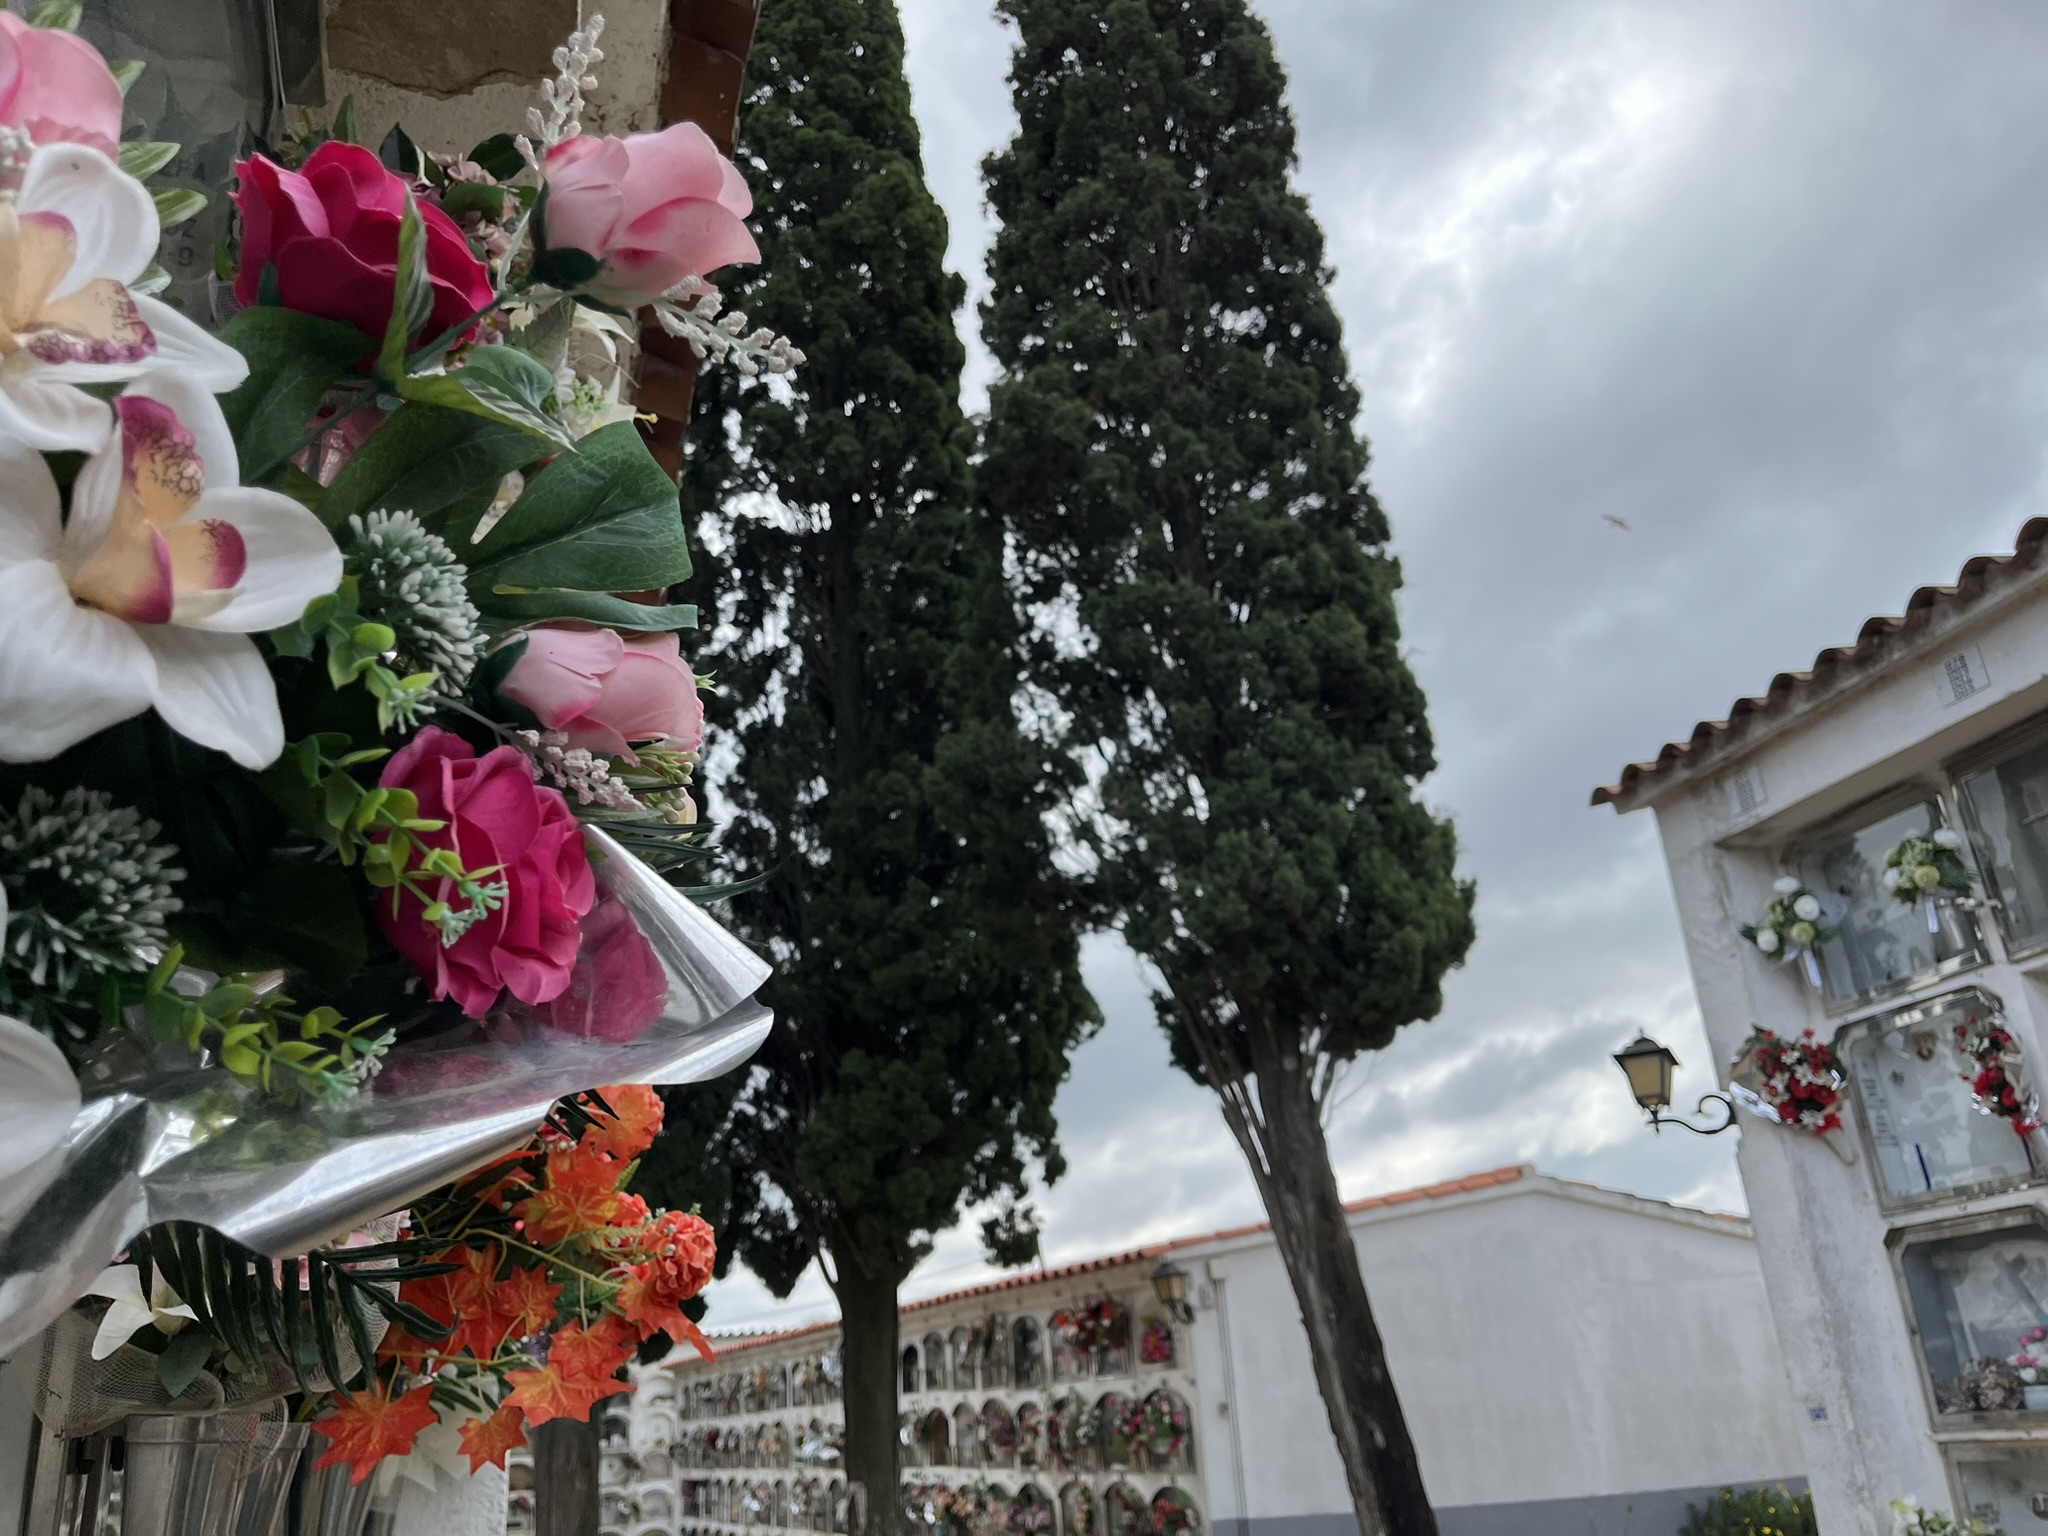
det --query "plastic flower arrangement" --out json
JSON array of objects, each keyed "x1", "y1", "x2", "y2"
[
  {"x1": 1739, "y1": 876, "x2": 1836, "y2": 989},
  {"x1": 1889, "y1": 1499, "x2": 1992, "y2": 1536},
  {"x1": 1138, "y1": 1315, "x2": 1175, "y2": 1366},
  {"x1": 1151, "y1": 1500, "x2": 1200, "y2": 1536},
  {"x1": 1118, "y1": 1391, "x2": 1188, "y2": 1462},
  {"x1": 0, "y1": 1, "x2": 787, "y2": 1428},
  {"x1": 1052, "y1": 1298, "x2": 1123, "y2": 1355},
  {"x1": 1738, "y1": 1027, "x2": 1846, "y2": 1137},
  {"x1": 1881, "y1": 827, "x2": 1975, "y2": 931},
  {"x1": 2007, "y1": 1324, "x2": 2048, "y2": 1387},
  {"x1": 1955, "y1": 1010, "x2": 2041, "y2": 1138}
]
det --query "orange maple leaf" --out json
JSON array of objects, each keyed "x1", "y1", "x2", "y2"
[
  {"x1": 582, "y1": 1084, "x2": 665, "y2": 1162},
  {"x1": 441, "y1": 1244, "x2": 521, "y2": 1362},
  {"x1": 515, "y1": 1148, "x2": 624, "y2": 1245},
  {"x1": 499, "y1": 1265, "x2": 563, "y2": 1339},
  {"x1": 311, "y1": 1379, "x2": 441, "y2": 1485},
  {"x1": 503, "y1": 1320, "x2": 633, "y2": 1427},
  {"x1": 457, "y1": 1404, "x2": 528, "y2": 1473}
]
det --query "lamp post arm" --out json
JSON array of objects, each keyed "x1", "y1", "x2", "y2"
[{"x1": 1649, "y1": 1093, "x2": 1740, "y2": 1136}]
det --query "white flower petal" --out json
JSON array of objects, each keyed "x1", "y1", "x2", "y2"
[
  {"x1": 181, "y1": 487, "x2": 341, "y2": 633},
  {"x1": 0, "y1": 370, "x2": 112, "y2": 452},
  {"x1": 90, "y1": 1298, "x2": 156, "y2": 1360},
  {"x1": 132, "y1": 300, "x2": 249, "y2": 395},
  {"x1": 0, "y1": 562, "x2": 155, "y2": 761},
  {"x1": 0, "y1": 435, "x2": 63, "y2": 564},
  {"x1": 19, "y1": 142, "x2": 157, "y2": 291},
  {"x1": 139, "y1": 625, "x2": 283, "y2": 769},
  {"x1": 116, "y1": 371, "x2": 240, "y2": 490},
  {"x1": 0, "y1": 1014, "x2": 79, "y2": 1184},
  {"x1": 84, "y1": 1264, "x2": 146, "y2": 1310}
]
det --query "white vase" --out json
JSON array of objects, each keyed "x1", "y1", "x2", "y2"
[{"x1": 2024, "y1": 1385, "x2": 2048, "y2": 1412}]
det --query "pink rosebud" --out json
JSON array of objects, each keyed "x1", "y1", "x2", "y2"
[
  {"x1": 540, "y1": 123, "x2": 759, "y2": 307},
  {"x1": 498, "y1": 623, "x2": 704, "y2": 759},
  {"x1": 0, "y1": 14, "x2": 122, "y2": 157}
]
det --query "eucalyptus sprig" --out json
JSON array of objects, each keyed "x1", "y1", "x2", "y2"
[
  {"x1": 274, "y1": 577, "x2": 439, "y2": 732},
  {"x1": 139, "y1": 946, "x2": 393, "y2": 1105}
]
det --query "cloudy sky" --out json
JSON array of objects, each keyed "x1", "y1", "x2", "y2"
[{"x1": 699, "y1": 0, "x2": 2048, "y2": 1329}]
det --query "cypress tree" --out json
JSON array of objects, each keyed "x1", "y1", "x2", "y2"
[
  {"x1": 663, "y1": 1, "x2": 1097, "y2": 1523},
  {"x1": 981, "y1": 3, "x2": 1476, "y2": 1532}
]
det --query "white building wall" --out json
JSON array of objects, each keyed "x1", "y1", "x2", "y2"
[
  {"x1": 1186, "y1": 1178, "x2": 1805, "y2": 1536},
  {"x1": 1612, "y1": 535, "x2": 2048, "y2": 1534}
]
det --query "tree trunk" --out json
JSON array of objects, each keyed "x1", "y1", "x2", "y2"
[
  {"x1": 534, "y1": 1415, "x2": 601, "y2": 1536},
  {"x1": 1245, "y1": 1041, "x2": 1439, "y2": 1536},
  {"x1": 832, "y1": 1251, "x2": 901, "y2": 1536}
]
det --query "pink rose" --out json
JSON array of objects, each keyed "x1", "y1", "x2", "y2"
[
  {"x1": 374, "y1": 727, "x2": 595, "y2": 1018},
  {"x1": 539, "y1": 123, "x2": 759, "y2": 307},
  {"x1": 527, "y1": 885, "x2": 669, "y2": 1043},
  {"x1": 497, "y1": 624, "x2": 704, "y2": 758},
  {"x1": 0, "y1": 14, "x2": 121, "y2": 157},
  {"x1": 233, "y1": 143, "x2": 496, "y2": 347}
]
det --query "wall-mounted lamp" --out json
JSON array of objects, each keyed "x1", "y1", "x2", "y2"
[
  {"x1": 1149, "y1": 1256, "x2": 1195, "y2": 1323},
  {"x1": 1612, "y1": 1033, "x2": 1737, "y2": 1135}
]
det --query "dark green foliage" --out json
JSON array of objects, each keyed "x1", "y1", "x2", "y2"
[
  {"x1": 1681, "y1": 1486, "x2": 1818, "y2": 1536},
  {"x1": 651, "y1": 0, "x2": 1094, "y2": 1409},
  {"x1": 982, "y1": 0, "x2": 1474, "y2": 1075}
]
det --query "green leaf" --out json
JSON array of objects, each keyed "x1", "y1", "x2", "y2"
[
  {"x1": 397, "y1": 346, "x2": 574, "y2": 450},
  {"x1": 508, "y1": 298, "x2": 577, "y2": 373},
  {"x1": 26, "y1": 0, "x2": 81, "y2": 29},
  {"x1": 439, "y1": 181, "x2": 507, "y2": 222},
  {"x1": 119, "y1": 141, "x2": 180, "y2": 180},
  {"x1": 305, "y1": 1254, "x2": 350, "y2": 1392},
  {"x1": 331, "y1": 95, "x2": 358, "y2": 146},
  {"x1": 110, "y1": 59, "x2": 145, "y2": 94},
  {"x1": 477, "y1": 591, "x2": 698, "y2": 631},
  {"x1": 130, "y1": 262, "x2": 170, "y2": 297},
  {"x1": 153, "y1": 187, "x2": 208, "y2": 229},
  {"x1": 231, "y1": 860, "x2": 371, "y2": 992},
  {"x1": 465, "y1": 420, "x2": 692, "y2": 598},
  {"x1": 215, "y1": 307, "x2": 376, "y2": 485},
  {"x1": 379, "y1": 195, "x2": 431, "y2": 382},
  {"x1": 157, "y1": 1327, "x2": 215, "y2": 1399},
  {"x1": 467, "y1": 132, "x2": 527, "y2": 181},
  {"x1": 379, "y1": 123, "x2": 423, "y2": 178},
  {"x1": 529, "y1": 245, "x2": 602, "y2": 292},
  {"x1": 317, "y1": 403, "x2": 538, "y2": 535}
]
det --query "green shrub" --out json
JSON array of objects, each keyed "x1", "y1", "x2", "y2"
[{"x1": 1681, "y1": 1485, "x2": 1819, "y2": 1536}]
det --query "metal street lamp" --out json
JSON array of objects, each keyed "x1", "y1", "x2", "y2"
[
  {"x1": 1611, "y1": 1033, "x2": 1737, "y2": 1135},
  {"x1": 1149, "y1": 1256, "x2": 1195, "y2": 1324}
]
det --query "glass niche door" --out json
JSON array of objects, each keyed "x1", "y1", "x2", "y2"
[
  {"x1": 1952, "y1": 1444, "x2": 2048, "y2": 1530},
  {"x1": 1842, "y1": 990, "x2": 2039, "y2": 1209},
  {"x1": 1796, "y1": 800, "x2": 1985, "y2": 1009},
  {"x1": 1896, "y1": 1213, "x2": 2048, "y2": 1423}
]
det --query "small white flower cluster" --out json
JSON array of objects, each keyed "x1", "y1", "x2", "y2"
[
  {"x1": 346, "y1": 511, "x2": 488, "y2": 701},
  {"x1": 0, "y1": 786, "x2": 184, "y2": 994},
  {"x1": 1749, "y1": 875, "x2": 1823, "y2": 955},
  {"x1": 1881, "y1": 826, "x2": 1966, "y2": 896},
  {"x1": 512, "y1": 729, "x2": 642, "y2": 812},
  {"x1": 654, "y1": 275, "x2": 807, "y2": 378},
  {"x1": 519, "y1": 14, "x2": 606, "y2": 169}
]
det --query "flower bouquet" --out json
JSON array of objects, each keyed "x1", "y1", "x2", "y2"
[
  {"x1": 1137, "y1": 1315, "x2": 1174, "y2": 1366},
  {"x1": 1889, "y1": 1502, "x2": 1991, "y2": 1536},
  {"x1": 1119, "y1": 1391, "x2": 1188, "y2": 1463},
  {"x1": 1730, "y1": 1027, "x2": 1853, "y2": 1159},
  {"x1": 1151, "y1": 1500, "x2": 1200, "y2": 1536},
  {"x1": 1052, "y1": 1298, "x2": 1123, "y2": 1355},
  {"x1": 1739, "y1": 877, "x2": 1836, "y2": 989},
  {"x1": 1881, "y1": 827, "x2": 1975, "y2": 932},
  {"x1": 0, "y1": 0, "x2": 788, "y2": 1432},
  {"x1": 1955, "y1": 1010, "x2": 2041, "y2": 1138}
]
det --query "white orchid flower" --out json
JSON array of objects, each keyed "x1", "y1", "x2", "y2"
[
  {"x1": 0, "y1": 371, "x2": 341, "y2": 768},
  {"x1": 0, "y1": 1011, "x2": 78, "y2": 1182},
  {"x1": 1772, "y1": 876, "x2": 1801, "y2": 897},
  {"x1": 0, "y1": 141, "x2": 246, "y2": 451},
  {"x1": 83, "y1": 1263, "x2": 197, "y2": 1359}
]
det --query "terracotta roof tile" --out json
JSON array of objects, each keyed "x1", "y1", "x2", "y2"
[{"x1": 1592, "y1": 517, "x2": 2048, "y2": 809}]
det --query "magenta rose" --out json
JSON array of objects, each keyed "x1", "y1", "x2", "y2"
[
  {"x1": 233, "y1": 143, "x2": 496, "y2": 345},
  {"x1": 539, "y1": 123, "x2": 758, "y2": 307},
  {"x1": 0, "y1": 14, "x2": 122, "y2": 156},
  {"x1": 497, "y1": 624, "x2": 704, "y2": 758},
  {"x1": 374, "y1": 727, "x2": 595, "y2": 1018}
]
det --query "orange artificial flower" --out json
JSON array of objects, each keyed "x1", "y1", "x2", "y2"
[
  {"x1": 515, "y1": 1147, "x2": 625, "y2": 1245},
  {"x1": 502, "y1": 1320, "x2": 633, "y2": 1427},
  {"x1": 311, "y1": 1379, "x2": 441, "y2": 1485},
  {"x1": 582, "y1": 1083, "x2": 664, "y2": 1162},
  {"x1": 457, "y1": 1403, "x2": 528, "y2": 1473},
  {"x1": 499, "y1": 1265, "x2": 563, "y2": 1338}
]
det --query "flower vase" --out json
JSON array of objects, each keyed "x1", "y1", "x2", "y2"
[
  {"x1": 284, "y1": 1445, "x2": 381, "y2": 1536},
  {"x1": 2025, "y1": 1385, "x2": 2048, "y2": 1413},
  {"x1": 119, "y1": 1414, "x2": 308, "y2": 1536}
]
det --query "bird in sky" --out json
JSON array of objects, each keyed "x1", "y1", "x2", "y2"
[{"x1": 1602, "y1": 514, "x2": 1632, "y2": 531}]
